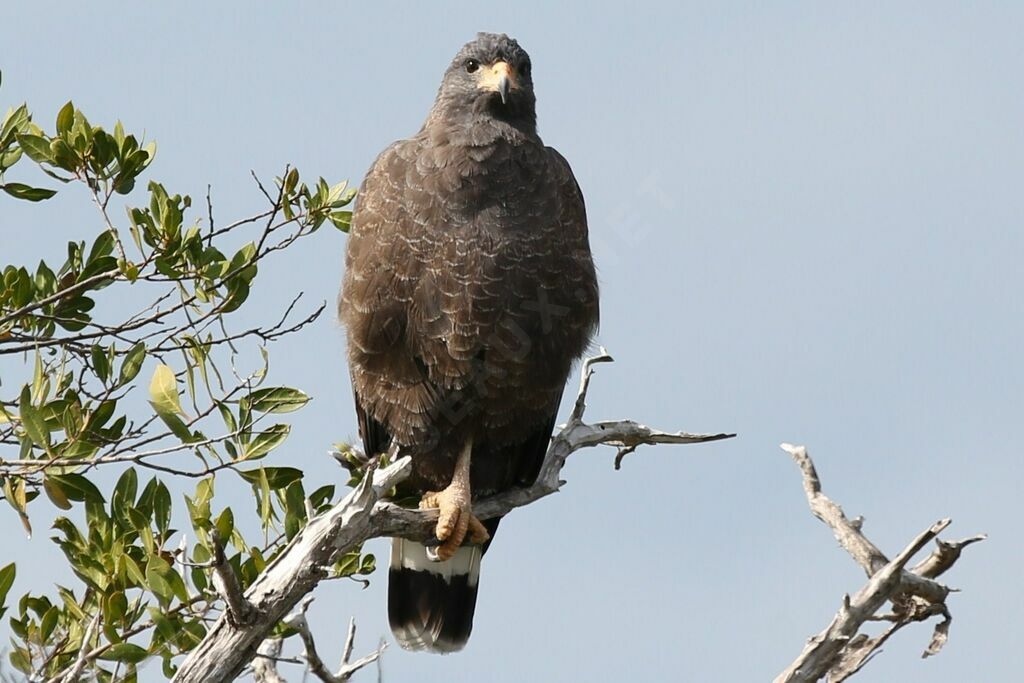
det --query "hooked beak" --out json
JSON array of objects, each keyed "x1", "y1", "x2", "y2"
[
  {"x1": 480, "y1": 61, "x2": 515, "y2": 104},
  {"x1": 497, "y1": 74, "x2": 510, "y2": 104}
]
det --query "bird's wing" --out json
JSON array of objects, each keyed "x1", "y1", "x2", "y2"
[
  {"x1": 340, "y1": 140, "x2": 439, "y2": 457},
  {"x1": 546, "y1": 145, "x2": 598, "y2": 302}
]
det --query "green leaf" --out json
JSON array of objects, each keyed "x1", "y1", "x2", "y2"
[
  {"x1": 283, "y1": 167, "x2": 299, "y2": 193},
  {"x1": 103, "y1": 590, "x2": 128, "y2": 624},
  {"x1": 121, "y1": 555, "x2": 146, "y2": 587},
  {"x1": 148, "y1": 363, "x2": 182, "y2": 416},
  {"x1": 55, "y1": 101, "x2": 74, "y2": 136},
  {"x1": 32, "y1": 350, "x2": 47, "y2": 401},
  {"x1": 226, "y1": 242, "x2": 256, "y2": 277},
  {"x1": 49, "y1": 137, "x2": 78, "y2": 171},
  {"x1": 2, "y1": 182, "x2": 57, "y2": 202},
  {"x1": 0, "y1": 563, "x2": 15, "y2": 606},
  {"x1": 111, "y1": 467, "x2": 138, "y2": 525},
  {"x1": 309, "y1": 484, "x2": 335, "y2": 511},
  {"x1": 9, "y1": 647, "x2": 31, "y2": 675},
  {"x1": 100, "y1": 643, "x2": 149, "y2": 664},
  {"x1": 42, "y1": 477, "x2": 72, "y2": 510},
  {"x1": 2, "y1": 478, "x2": 30, "y2": 536},
  {"x1": 329, "y1": 210, "x2": 352, "y2": 232},
  {"x1": 241, "y1": 424, "x2": 290, "y2": 460},
  {"x1": 177, "y1": 617, "x2": 206, "y2": 650},
  {"x1": 257, "y1": 469, "x2": 271, "y2": 529},
  {"x1": 326, "y1": 180, "x2": 349, "y2": 205},
  {"x1": 15, "y1": 133, "x2": 52, "y2": 163},
  {"x1": 0, "y1": 146, "x2": 23, "y2": 172},
  {"x1": 153, "y1": 481, "x2": 171, "y2": 535},
  {"x1": 283, "y1": 480, "x2": 306, "y2": 539},
  {"x1": 335, "y1": 550, "x2": 360, "y2": 577},
  {"x1": 86, "y1": 230, "x2": 115, "y2": 263},
  {"x1": 118, "y1": 342, "x2": 146, "y2": 386},
  {"x1": 145, "y1": 557, "x2": 180, "y2": 605},
  {"x1": 164, "y1": 565, "x2": 188, "y2": 603},
  {"x1": 153, "y1": 409, "x2": 196, "y2": 443},
  {"x1": 219, "y1": 280, "x2": 250, "y2": 313},
  {"x1": 49, "y1": 473, "x2": 105, "y2": 503},
  {"x1": 0, "y1": 104, "x2": 29, "y2": 147},
  {"x1": 238, "y1": 467, "x2": 304, "y2": 489},
  {"x1": 39, "y1": 606, "x2": 59, "y2": 642},
  {"x1": 216, "y1": 402, "x2": 237, "y2": 432},
  {"x1": 90, "y1": 345, "x2": 110, "y2": 383},
  {"x1": 119, "y1": 258, "x2": 139, "y2": 282},
  {"x1": 248, "y1": 387, "x2": 310, "y2": 414},
  {"x1": 214, "y1": 507, "x2": 234, "y2": 541},
  {"x1": 18, "y1": 386, "x2": 49, "y2": 448}
]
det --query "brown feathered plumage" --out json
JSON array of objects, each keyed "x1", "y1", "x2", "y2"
[{"x1": 339, "y1": 32, "x2": 598, "y2": 653}]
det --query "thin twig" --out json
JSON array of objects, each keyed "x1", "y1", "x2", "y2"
[{"x1": 53, "y1": 612, "x2": 100, "y2": 683}]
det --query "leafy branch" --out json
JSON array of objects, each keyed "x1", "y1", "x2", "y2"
[{"x1": 0, "y1": 90, "x2": 364, "y2": 681}]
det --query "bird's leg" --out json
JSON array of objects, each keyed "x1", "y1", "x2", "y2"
[{"x1": 419, "y1": 438, "x2": 490, "y2": 561}]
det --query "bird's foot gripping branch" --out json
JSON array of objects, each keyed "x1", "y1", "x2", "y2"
[{"x1": 172, "y1": 350, "x2": 735, "y2": 681}]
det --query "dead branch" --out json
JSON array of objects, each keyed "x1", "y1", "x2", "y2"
[
  {"x1": 260, "y1": 598, "x2": 385, "y2": 683},
  {"x1": 210, "y1": 529, "x2": 257, "y2": 627},
  {"x1": 775, "y1": 444, "x2": 985, "y2": 682}
]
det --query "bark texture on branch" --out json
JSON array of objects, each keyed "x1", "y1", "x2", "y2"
[
  {"x1": 775, "y1": 444, "x2": 985, "y2": 683},
  {"x1": 172, "y1": 353, "x2": 733, "y2": 682}
]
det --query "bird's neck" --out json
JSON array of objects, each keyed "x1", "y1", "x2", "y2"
[{"x1": 423, "y1": 106, "x2": 538, "y2": 148}]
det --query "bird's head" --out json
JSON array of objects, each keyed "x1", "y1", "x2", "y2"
[{"x1": 432, "y1": 32, "x2": 536, "y2": 132}]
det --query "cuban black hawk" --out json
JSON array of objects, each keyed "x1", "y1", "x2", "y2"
[{"x1": 339, "y1": 32, "x2": 599, "y2": 653}]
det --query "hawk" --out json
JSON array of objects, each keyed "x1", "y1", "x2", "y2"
[{"x1": 339, "y1": 32, "x2": 599, "y2": 653}]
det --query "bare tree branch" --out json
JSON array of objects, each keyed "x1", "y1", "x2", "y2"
[
  {"x1": 912, "y1": 534, "x2": 988, "y2": 580},
  {"x1": 280, "y1": 597, "x2": 385, "y2": 683},
  {"x1": 776, "y1": 518, "x2": 949, "y2": 683},
  {"x1": 210, "y1": 529, "x2": 257, "y2": 626},
  {"x1": 251, "y1": 639, "x2": 289, "y2": 683},
  {"x1": 782, "y1": 443, "x2": 954, "y2": 605},
  {"x1": 775, "y1": 444, "x2": 986, "y2": 682},
  {"x1": 50, "y1": 612, "x2": 100, "y2": 683},
  {"x1": 172, "y1": 355, "x2": 734, "y2": 682}
]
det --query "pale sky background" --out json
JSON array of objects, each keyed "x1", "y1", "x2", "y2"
[{"x1": 2, "y1": 3, "x2": 1022, "y2": 682}]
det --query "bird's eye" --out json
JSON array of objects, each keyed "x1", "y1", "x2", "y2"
[{"x1": 465, "y1": 59, "x2": 480, "y2": 73}]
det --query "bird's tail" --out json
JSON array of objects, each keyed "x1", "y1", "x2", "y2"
[{"x1": 388, "y1": 537, "x2": 482, "y2": 653}]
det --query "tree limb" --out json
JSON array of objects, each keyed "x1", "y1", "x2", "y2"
[
  {"x1": 172, "y1": 354, "x2": 734, "y2": 681},
  {"x1": 775, "y1": 444, "x2": 985, "y2": 682},
  {"x1": 278, "y1": 598, "x2": 385, "y2": 683},
  {"x1": 251, "y1": 639, "x2": 289, "y2": 683},
  {"x1": 210, "y1": 529, "x2": 257, "y2": 627}
]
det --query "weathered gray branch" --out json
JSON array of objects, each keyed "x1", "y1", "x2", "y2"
[
  {"x1": 172, "y1": 353, "x2": 733, "y2": 682},
  {"x1": 210, "y1": 529, "x2": 257, "y2": 626},
  {"x1": 51, "y1": 612, "x2": 100, "y2": 683},
  {"x1": 912, "y1": 533, "x2": 987, "y2": 580},
  {"x1": 776, "y1": 444, "x2": 985, "y2": 682},
  {"x1": 783, "y1": 442, "x2": 954, "y2": 605},
  {"x1": 251, "y1": 639, "x2": 288, "y2": 683},
  {"x1": 172, "y1": 458, "x2": 409, "y2": 683},
  {"x1": 259, "y1": 598, "x2": 385, "y2": 683}
]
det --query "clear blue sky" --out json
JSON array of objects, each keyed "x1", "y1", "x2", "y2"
[{"x1": 2, "y1": 3, "x2": 1021, "y2": 681}]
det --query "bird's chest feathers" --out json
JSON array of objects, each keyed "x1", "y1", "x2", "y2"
[
  {"x1": 412, "y1": 138, "x2": 570, "y2": 314},
  {"x1": 423, "y1": 137, "x2": 552, "y2": 223}
]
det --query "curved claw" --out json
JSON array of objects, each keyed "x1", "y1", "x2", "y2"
[{"x1": 419, "y1": 488, "x2": 489, "y2": 561}]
